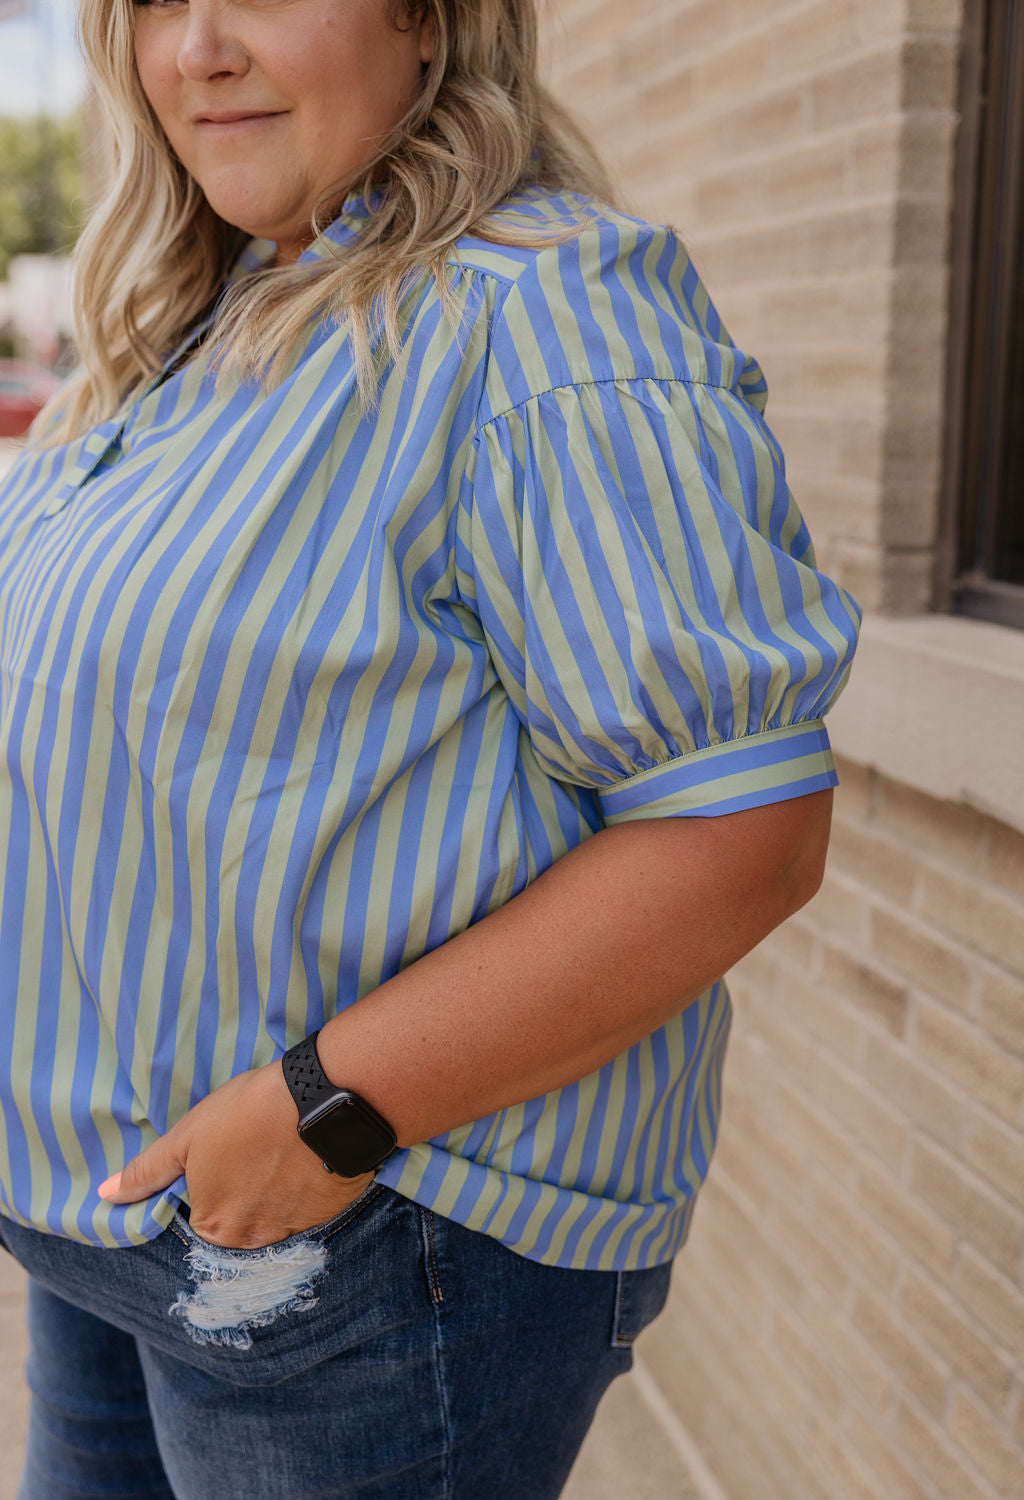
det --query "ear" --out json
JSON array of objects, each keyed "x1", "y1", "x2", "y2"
[{"x1": 417, "y1": 5, "x2": 436, "y2": 64}]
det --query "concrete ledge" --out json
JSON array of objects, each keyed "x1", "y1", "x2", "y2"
[{"x1": 826, "y1": 612, "x2": 1024, "y2": 835}]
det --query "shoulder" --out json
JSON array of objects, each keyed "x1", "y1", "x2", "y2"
[{"x1": 451, "y1": 189, "x2": 766, "y2": 426}]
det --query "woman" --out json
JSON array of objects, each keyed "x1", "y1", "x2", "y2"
[{"x1": 0, "y1": 0, "x2": 859, "y2": 1495}]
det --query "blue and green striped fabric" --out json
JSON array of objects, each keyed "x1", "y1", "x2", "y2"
[{"x1": 0, "y1": 193, "x2": 859, "y2": 1269}]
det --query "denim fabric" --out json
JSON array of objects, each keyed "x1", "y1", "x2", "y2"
[{"x1": 0, "y1": 1184, "x2": 672, "y2": 1499}]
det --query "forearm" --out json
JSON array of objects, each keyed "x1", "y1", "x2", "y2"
[
  {"x1": 316, "y1": 789, "x2": 833, "y2": 1148},
  {"x1": 100, "y1": 788, "x2": 833, "y2": 1244}
]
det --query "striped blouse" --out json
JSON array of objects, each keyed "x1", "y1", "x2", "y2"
[{"x1": 0, "y1": 192, "x2": 860, "y2": 1270}]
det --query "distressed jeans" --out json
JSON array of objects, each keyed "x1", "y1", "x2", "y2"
[{"x1": 0, "y1": 1182, "x2": 672, "y2": 1499}]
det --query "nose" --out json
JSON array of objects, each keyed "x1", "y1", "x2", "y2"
[{"x1": 175, "y1": 0, "x2": 250, "y2": 82}]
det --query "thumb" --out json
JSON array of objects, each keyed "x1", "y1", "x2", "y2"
[{"x1": 98, "y1": 1131, "x2": 187, "y2": 1203}]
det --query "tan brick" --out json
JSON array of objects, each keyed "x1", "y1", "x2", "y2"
[
  {"x1": 812, "y1": 1051, "x2": 909, "y2": 1163},
  {"x1": 852, "y1": 114, "x2": 958, "y2": 200},
  {"x1": 810, "y1": 1174, "x2": 901, "y2": 1295},
  {"x1": 832, "y1": 755, "x2": 877, "y2": 821},
  {"x1": 659, "y1": 0, "x2": 735, "y2": 59},
  {"x1": 731, "y1": 269, "x2": 895, "y2": 348},
  {"x1": 809, "y1": 46, "x2": 904, "y2": 131},
  {"x1": 876, "y1": 778, "x2": 986, "y2": 869},
  {"x1": 908, "y1": 1139, "x2": 1024, "y2": 1279},
  {"x1": 694, "y1": 29, "x2": 772, "y2": 109},
  {"x1": 730, "y1": 941, "x2": 779, "y2": 999},
  {"x1": 770, "y1": 1305, "x2": 846, "y2": 1423},
  {"x1": 827, "y1": 817, "x2": 918, "y2": 904},
  {"x1": 956, "y1": 1246, "x2": 1024, "y2": 1361},
  {"x1": 865, "y1": 1034, "x2": 967, "y2": 1150},
  {"x1": 987, "y1": 819, "x2": 1024, "y2": 904},
  {"x1": 949, "y1": 1388, "x2": 1024, "y2": 1497},
  {"x1": 765, "y1": 1, "x2": 864, "y2": 80},
  {"x1": 776, "y1": 967, "x2": 867, "y2": 1062},
  {"x1": 842, "y1": 1403, "x2": 939, "y2": 1500},
  {"x1": 682, "y1": 220, "x2": 813, "y2": 288},
  {"x1": 852, "y1": 1285, "x2": 949, "y2": 1419},
  {"x1": 835, "y1": 542, "x2": 935, "y2": 616},
  {"x1": 965, "y1": 1111, "x2": 1024, "y2": 1210},
  {"x1": 905, "y1": 0, "x2": 965, "y2": 28},
  {"x1": 811, "y1": 1419, "x2": 888, "y2": 1500},
  {"x1": 715, "y1": 1083, "x2": 782, "y2": 1182},
  {"x1": 918, "y1": 865, "x2": 1024, "y2": 979},
  {"x1": 765, "y1": 908, "x2": 821, "y2": 969},
  {"x1": 892, "y1": 196, "x2": 954, "y2": 273},
  {"x1": 801, "y1": 871, "x2": 871, "y2": 945},
  {"x1": 752, "y1": 208, "x2": 898, "y2": 287},
  {"x1": 835, "y1": 414, "x2": 889, "y2": 486},
  {"x1": 714, "y1": 1109, "x2": 810, "y2": 1219},
  {"x1": 874, "y1": 478, "x2": 942, "y2": 548},
  {"x1": 773, "y1": 1200, "x2": 852, "y2": 1302},
  {"x1": 855, "y1": 0, "x2": 914, "y2": 42},
  {"x1": 701, "y1": 1181, "x2": 807, "y2": 1310},
  {"x1": 902, "y1": 1267, "x2": 1016, "y2": 1416},
  {"x1": 766, "y1": 138, "x2": 852, "y2": 218},
  {"x1": 889, "y1": 266, "x2": 953, "y2": 345},
  {"x1": 793, "y1": 477, "x2": 887, "y2": 546},
  {"x1": 879, "y1": 411, "x2": 947, "y2": 492},
  {"x1": 734, "y1": 982, "x2": 818, "y2": 1083},
  {"x1": 900, "y1": 36, "x2": 961, "y2": 111},
  {"x1": 696, "y1": 137, "x2": 851, "y2": 226},
  {"x1": 804, "y1": 1289, "x2": 893, "y2": 1414},
  {"x1": 893, "y1": 1396, "x2": 998, "y2": 1500},
  {"x1": 822, "y1": 940, "x2": 911, "y2": 1038},
  {"x1": 977, "y1": 969, "x2": 1024, "y2": 1061},
  {"x1": 858, "y1": 1160, "x2": 956, "y2": 1277},
  {"x1": 638, "y1": 63, "x2": 699, "y2": 130},
  {"x1": 868, "y1": 906, "x2": 974, "y2": 1012},
  {"x1": 640, "y1": 1306, "x2": 809, "y2": 1500},
  {"x1": 685, "y1": 83, "x2": 811, "y2": 169},
  {"x1": 916, "y1": 1001, "x2": 1024, "y2": 1126},
  {"x1": 850, "y1": 115, "x2": 908, "y2": 196}
]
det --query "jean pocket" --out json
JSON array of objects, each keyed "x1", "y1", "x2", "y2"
[
  {"x1": 610, "y1": 1260, "x2": 673, "y2": 1349},
  {"x1": 169, "y1": 1177, "x2": 386, "y2": 1254},
  {"x1": 165, "y1": 1181, "x2": 390, "y2": 1358}
]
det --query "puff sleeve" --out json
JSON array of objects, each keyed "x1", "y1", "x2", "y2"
[{"x1": 460, "y1": 374, "x2": 861, "y2": 823}]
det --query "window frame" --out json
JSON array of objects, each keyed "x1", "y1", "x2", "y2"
[{"x1": 939, "y1": 0, "x2": 1024, "y2": 629}]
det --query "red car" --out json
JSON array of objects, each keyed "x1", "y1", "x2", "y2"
[{"x1": 0, "y1": 359, "x2": 62, "y2": 439}]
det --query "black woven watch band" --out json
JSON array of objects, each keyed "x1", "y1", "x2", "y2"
[{"x1": 281, "y1": 1031, "x2": 335, "y2": 1118}]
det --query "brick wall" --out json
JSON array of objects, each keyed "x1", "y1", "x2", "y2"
[
  {"x1": 543, "y1": 0, "x2": 962, "y2": 612},
  {"x1": 541, "y1": 2, "x2": 1024, "y2": 1498},
  {"x1": 643, "y1": 763, "x2": 1024, "y2": 1500}
]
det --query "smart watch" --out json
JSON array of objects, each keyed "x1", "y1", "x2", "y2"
[{"x1": 281, "y1": 1032, "x2": 398, "y2": 1177}]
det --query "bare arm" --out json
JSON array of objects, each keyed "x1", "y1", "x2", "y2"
[
  {"x1": 104, "y1": 789, "x2": 832, "y2": 1244},
  {"x1": 317, "y1": 789, "x2": 832, "y2": 1146}
]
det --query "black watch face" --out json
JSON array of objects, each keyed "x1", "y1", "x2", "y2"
[{"x1": 300, "y1": 1094, "x2": 396, "y2": 1176}]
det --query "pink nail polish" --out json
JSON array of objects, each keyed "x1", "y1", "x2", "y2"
[{"x1": 97, "y1": 1172, "x2": 122, "y2": 1200}]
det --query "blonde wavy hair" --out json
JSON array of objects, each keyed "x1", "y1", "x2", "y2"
[{"x1": 39, "y1": 0, "x2": 612, "y2": 443}]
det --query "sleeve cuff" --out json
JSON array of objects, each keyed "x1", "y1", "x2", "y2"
[{"x1": 596, "y1": 720, "x2": 837, "y2": 823}]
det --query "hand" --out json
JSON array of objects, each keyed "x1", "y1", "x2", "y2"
[{"x1": 98, "y1": 1062, "x2": 376, "y2": 1248}]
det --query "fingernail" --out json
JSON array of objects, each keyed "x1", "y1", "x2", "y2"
[{"x1": 97, "y1": 1172, "x2": 122, "y2": 1200}]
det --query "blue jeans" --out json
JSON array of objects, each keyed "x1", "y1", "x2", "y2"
[{"x1": 0, "y1": 1183, "x2": 672, "y2": 1499}]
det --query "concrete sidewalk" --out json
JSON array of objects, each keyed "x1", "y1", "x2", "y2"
[{"x1": 0, "y1": 1251, "x2": 702, "y2": 1498}]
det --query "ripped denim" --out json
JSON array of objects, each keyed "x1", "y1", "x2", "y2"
[
  {"x1": 168, "y1": 1224, "x2": 328, "y2": 1349},
  {"x1": 0, "y1": 1186, "x2": 672, "y2": 1500}
]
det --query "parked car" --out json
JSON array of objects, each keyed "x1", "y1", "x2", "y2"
[{"x1": 0, "y1": 359, "x2": 62, "y2": 439}]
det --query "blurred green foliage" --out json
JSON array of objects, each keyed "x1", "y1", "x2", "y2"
[{"x1": 0, "y1": 111, "x2": 86, "y2": 279}]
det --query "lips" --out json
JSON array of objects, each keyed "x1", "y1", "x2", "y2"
[{"x1": 193, "y1": 110, "x2": 286, "y2": 125}]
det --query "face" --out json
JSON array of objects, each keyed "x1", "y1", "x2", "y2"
[{"x1": 133, "y1": 0, "x2": 434, "y2": 263}]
